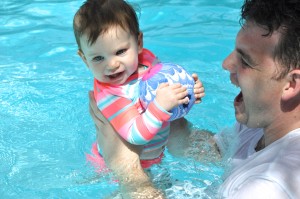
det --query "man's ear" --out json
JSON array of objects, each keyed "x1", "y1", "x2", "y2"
[
  {"x1": 77, "y1": 49, "x2": 89, "y2": 67},
  {"x1": 282, "y1": 69, "x2": 300, "y2": 101},
  {"x1": 137, "y1": 32, "x2": 143, "y2": 53}
]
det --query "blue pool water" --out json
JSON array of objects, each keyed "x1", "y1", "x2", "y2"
[{"x1": 0, "y1": 0, "x2": 242, "y2": 198}]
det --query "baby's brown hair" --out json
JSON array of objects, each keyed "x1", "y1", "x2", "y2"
[{"x1": 73, "y1": 0, "x2": 140, "y2": 50}]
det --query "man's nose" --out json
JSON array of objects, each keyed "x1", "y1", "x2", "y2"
[
  {"x1": 222, "y1": 51, "x2": 236, "y2": 73},
  {"x1": 222, "y1": 51, "x2": 239, "y2": 86}
]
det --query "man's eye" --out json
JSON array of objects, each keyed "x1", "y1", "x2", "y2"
[
  {"x1": 93, "y1": 56, "x2": 104, "y2": 62},
  {"x1": 241, "y1": 58, "x2": 253, "y2": 69},
  {"x1": 241, "y1": 58, "x2": 248, "y2": 66},
  {"x1": 116, "y1": 49, "x2": 127, "y2": 55}
]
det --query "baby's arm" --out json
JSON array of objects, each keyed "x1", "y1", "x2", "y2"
[{"x1": 98, "y1": 93, "x2": 171, "y2": 145}]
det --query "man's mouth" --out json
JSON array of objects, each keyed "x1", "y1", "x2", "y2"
[{"x1": 234, "y1": 91, "x2": 243, "y2": 106}]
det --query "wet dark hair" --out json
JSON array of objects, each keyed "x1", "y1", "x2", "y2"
[
  {"x1": 73, "y1": 0, "x2": 140, "y2": 50},
  {"x1": 241, "y1": 0, "x2": 300, "y2": 79}
]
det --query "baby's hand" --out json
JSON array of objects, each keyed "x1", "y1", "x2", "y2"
[
  {"x1": 192, "y1": 73, "x2": 205, "y2": 104},
  {"x1": 155, "y1": 83, "x2": 189, "y2": 111}
]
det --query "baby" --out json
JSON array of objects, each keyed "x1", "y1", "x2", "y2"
[{"x1": 73, "y1": 0, "x2": 204, "y2": 170}]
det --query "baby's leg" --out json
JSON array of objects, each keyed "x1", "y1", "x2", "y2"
[{"x1": 168, "y1": 118, "x2": 221, "y2": 163}]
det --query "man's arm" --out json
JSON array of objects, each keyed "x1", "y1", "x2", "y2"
[{"x1": 88, "y1": 91, "x2": 165, "y2": 199}]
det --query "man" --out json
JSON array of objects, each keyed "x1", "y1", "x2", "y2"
[
  {"x1": 215, "y1": 0, "x2": 300, "y2": 198},
  {"x1": 88, "y1": 0, "x2": 300, "y2": 198}
]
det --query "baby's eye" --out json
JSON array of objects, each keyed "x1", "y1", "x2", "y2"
[
  {"x1": 116, "y1": 49, "x2": 127, "y2": 55},
  {"x1": 92, "y1": 56, "x2": 104, "y2": 62}
]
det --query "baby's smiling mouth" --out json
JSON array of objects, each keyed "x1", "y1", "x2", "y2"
[{"x1": 107, "y1": 71, "x2": 123, "y2": 80}]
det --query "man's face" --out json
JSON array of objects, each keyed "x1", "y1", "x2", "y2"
[{"x1": 222, "y1": 21, "x2": 286, "y2": 129}]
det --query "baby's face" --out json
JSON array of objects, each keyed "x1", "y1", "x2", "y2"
[{"x1": 79, "y1": 26, "x2": 142, "y2": 85}]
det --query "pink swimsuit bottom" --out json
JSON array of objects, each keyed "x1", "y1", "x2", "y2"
[{"x1": 86, "y1": 142, "x2": 163, "y2": 173}]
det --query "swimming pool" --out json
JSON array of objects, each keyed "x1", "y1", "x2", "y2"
[{"x1": 0, "y1": 0, "x2": 241, "y2": 198}]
